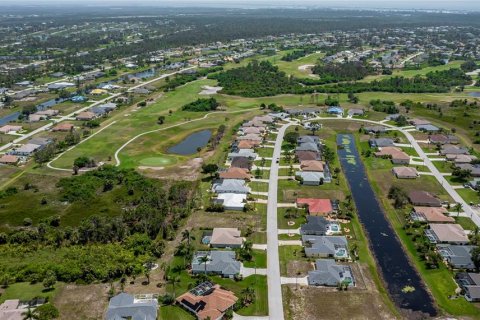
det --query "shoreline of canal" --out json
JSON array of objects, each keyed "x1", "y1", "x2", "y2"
[{"x1": 337, "y1": 133, "x2": 437, "y2": 317}]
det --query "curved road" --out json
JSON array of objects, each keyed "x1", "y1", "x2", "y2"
[{"x1": 310, "y1": 116, "x2": 480, "y2": 227}]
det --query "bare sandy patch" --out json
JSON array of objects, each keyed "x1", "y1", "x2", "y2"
[{"x1": 199, "y1": 85, "x2": 223, "y2": 95}]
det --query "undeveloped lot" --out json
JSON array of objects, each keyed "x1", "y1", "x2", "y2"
[
  {"x1": 54, "y1": 284, "x2": 109, "y2": 320},
  {"x1": 283, "y1": 263, "x2": 395, "y2": 320}
]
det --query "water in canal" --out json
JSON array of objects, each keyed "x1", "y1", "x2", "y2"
[
  {"x1": 337, "y1": 134, "x2": 436, "y2": 316},
  {"x1": 167, "y1": 130, "x2": 212, "y2": 155}
]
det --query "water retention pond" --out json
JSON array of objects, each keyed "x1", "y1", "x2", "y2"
[{"x1": 337, "y1": 134, "x2": 436, "y2": 316}]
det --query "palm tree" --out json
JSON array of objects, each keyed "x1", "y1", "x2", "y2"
[
  {"x1": 22, "y1": 308, "x2": 37, "y2": 320},
  {"x1": 199, "y1": 255, "x2": 210, "y2": 275},
  {"x1": 182, "y1": 229, "x2": 195, "y2": 246},
  {"x1": 454, "y1": 203, "x2": 463, "y2": 217},
  {"x1": 168, "y1": 275, "x2": 181, "y2": 298}
]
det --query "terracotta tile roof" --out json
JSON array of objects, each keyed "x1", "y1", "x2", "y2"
[
  {"x1": 210, "y1": 228, "x2": 243, "y2": 247},
  {"x1": 375, "y1": 147, "x2": 410, "y2": 160},
  {"x1": 219, "y1": 167, "x2": 252, "y2": 180},
  {"x1": 297, "y1": 198, "x2": 333, "y2": 215},
  {"x1": 176, "y1": 284, "x2": 237, "y2": 320},
  {"x1": 237, "y1": 140, "x2": 257, "y2": 149},
  {"x1": 392, "y1": 166, "x2": 418, "y2": 178},
  {"x1": 0, "y1": 155, "x2": 19, "y2": 164},
  {"x1": 300, "y1": 160, "x2": 324, "y2": 172},
  {"x1": 413, "y1": 206, "x2": 454, "y2": 223},
  {"x1": 52, "y1": 123, "x2": 74, "y2": 131},
  {"x1": 295, "y1": 151, "x2": 319, "y2": 162}
]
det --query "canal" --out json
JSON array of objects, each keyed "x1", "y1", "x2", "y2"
[{"x1": 337, "y1": 134, "x2": 436, "y2": 316}]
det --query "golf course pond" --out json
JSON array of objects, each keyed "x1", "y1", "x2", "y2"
[{"x1": 167, "y1": 129, "x2": 212, "y2": 155}]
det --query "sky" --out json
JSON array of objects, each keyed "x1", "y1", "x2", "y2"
[{"x1": 1, "y1": 0, "x2": 480, "y2": 11}]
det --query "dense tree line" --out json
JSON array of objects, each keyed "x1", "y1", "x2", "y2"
[
  {"x1": 0, "y1": 166, "x2": 197, "y2": 285},
  {"x1": 210, "y1": 61, "x2": 302, "y2": 97},
  {"x1": 369, "y1": 100, "x2": 399, "y2": 114},
  {"x1": 182, "y1": 98, "x2": 219, "y2": 112},
  {"x1": 311, "y1": 61, "x2": 369, "y2": 82},
  {"x1": 281, "y1": 47, "x2": 317, "y2": 62}
]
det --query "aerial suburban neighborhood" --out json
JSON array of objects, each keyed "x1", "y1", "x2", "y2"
[{"x1": 1, "y1": 1, "x2": 480, "y2": 320}]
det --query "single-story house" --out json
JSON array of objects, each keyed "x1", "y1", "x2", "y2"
[
  {"x1": 425, "y1": 224, "x2": 469, "y2": 244},
  {"x1": 385, "y1": 114, "x2": 401, "y2": 121},
  {"x1": 176, "y1": 281, "x2": 237, "y2": 320},
  {"x1": 236, "y1": 134, "x2": 262, "y2": 142},
  {"x1": 90, "y1": 89, "x2": 108, "y2": 95},
  {"x1": 411, "y1": 206, "x2": 454, "y2": 223},
  {"x1": 456, "y1": 273, "x2": 480, "y2": 302},
  {"x1": 326, "y1": 106, "x2": 343, "y2": 115},
  {"x1": 241, "y1": 127, "x2": 262, "y2": 135},
  {"x1": 214, "y1": 193, "x2": 247, "y2": 211},
  {"x1": 191, "y1": 251, "x2": 241, "y2": 277},
  {"x1": 28, "y1": 138, "x2": 52, "y2": 147},
  {"x1": 302, "y1": 235, "x2": 349, "y2": 259},
  {"x1": 105, "y1": 292, "x2": 158, "y2": 320},
  {"x1": 47, "y1": 82, "x2": 75, "y2": 91},
  {"x1": 227, "y1": 149, "x2": 257, "y2": 160},
  {"x1": 308, "y1": 260, "x2": 355, "y2": 287},
  {"x1": 301, "y1": 216, "x2": 341, "y2": 236},
  {"x1": 0, "y1": 154, "x2": 19, "y2": 165},
  {"x1": 0, "y1": 125, "x2": 22, "y2": 134},
  {"x1": 296, "y1": 171, "x2": 325, "y2": 186},
  {"x1": 296, "y1": 142, "x2": 320, "y2": 153},
  {"x1": 130, "y1": 88, "x2": 151, "y2": 95},
  {"x1": 408, "y1": 191, "x2": 442, "y2": 207},
  {"x1": 213, "y1": 179, "x2": 249, "y2": 194},
  {"x1": 392, "y1": 166, "x2": 418, "y2": 179},
  {"x1": 416, "y1": 124, "x2": 440, "y2": 132},
  {"x1": 369, "y1": 138, "x2": 394, "y2": 148},
  {"x1": 210, "y1": 228, "x2": 243, "y2": 248},
  {"x1": 429, "y1": 134, "x2": 459, "y2": 145},
  {"x1": 270, "y1": 112, "x2": 290, "y2": 119},
  {"x1": 300, "y1": 160, "x2": 324, "y2": 172},
  {"x1": 252, "y1": 115, "x2": 274, "y2": 123},
  {"x1": 0, "y1": 299, "x2": 33, "y2": 320},
  {"x1": 52, "y1": 123, "x2": 74, "y2": 132},
  {"x1": 364, "y1": 126, "x2": 386, "y2": 133},
  {"x1": 71, "y1": 95, "x2": 87, "y2": 103},
  {"x1": 230, "y1": 157, "x2": 251, "y2": 170},
  {"x1": 457, "y1": 164, "x2": 480, "y2": 177},
  {"x1": 236, "y1": 140, "x2": 257, "y2": 150},
  {"x1": 440, "y1": 145, "x2": 469, "y2": 156},
  {"x1": 298, "y1": 135, "x2": 320, "y2": 144},
  {"x1": 36, "y1": 109, "x2": 59, "y2": 117},
  {"x1": 297, "y1": 198, "x2": 334, "y2": 216},
  {"x1": 296, "y1": 150, "x2": 320, "y2": 162},
  {"x1": 29, "y1": 114, "x2": 46, "y2": 122},
  {"x1": 409, "y1": 119, "x2": 430, "y2": 126},
  {"x1": 437, "y1": 244, "x2": 476, "y2": 270},
  {"x1": 446, "y1": 154, "x2": 477, "y2": 164},
  {"x1": 50, "y1": 72, "x2": 65, "y2": 78},
  {"x1": 374, "y1": 147, "x2": 410, "y2": 164},
  {"x1": 285, "y1": 107, "x2": 323, "y2": 116},
  {"x1": 9, "y1": 143, "x2": 41, "y2": 157},
  {"x1": 348, "y1": 108, "x2": 364, "y2": 116},
  {"x1": 219, "y1": 167, "x2": 252, "y2": 180},
  {"x1": 76, "y1": 111, "x2": 97, "y2": 121},
  {"x1": 468, "y1": 178, "x2": 480, "y2": 190}
]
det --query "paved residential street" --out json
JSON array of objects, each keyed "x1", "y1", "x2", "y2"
[{"x1": 265, "y1": 121, "x2": 293, "y2": 320}]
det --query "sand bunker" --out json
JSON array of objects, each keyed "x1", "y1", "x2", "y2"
[
  {"x1": 199, "y1": 85, "x2": 223, "y2": 95},
  {"x1": 298, "y1": 64, "x2": 315, "y2": 71}
]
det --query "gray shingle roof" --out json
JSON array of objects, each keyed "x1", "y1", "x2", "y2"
[
  {"x1": 308, "y1": 260, "x2": 354, "y2": 287},
  {"x1": 437, "y1": 244, "x2": 476, "y2": 269},
  {"x1": 302, "y1": 235, "x2": 348, "y2": 258},
  {"x1": 191, "y1": 251, "x2": 241, "y2": 276},
  {"x1": 106, "y1": 293, "x2": 157, "y2": 320}
]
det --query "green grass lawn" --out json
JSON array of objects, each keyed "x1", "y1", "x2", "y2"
[
  {"x1": 277, "y1": 207, "x2": 306, "y2": 229},
  {"x1": 159, "y1": 305, "x2": 195, "y2": 320},
  {"x1": 455, "y1": 216, "x2": 477, "y2": 231},
  {"x1": 457, "y1": 188, "x2": 480, "y2": 205},
  {"x1": 0, "y1": 282, "x2": 63, "y2": 303},
  {"x1": 278, "y1": 245, "x2": 308, "y2": 276},
  {"x1": 243, "y1": 249, "x2": 267, "y2": 268}
]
